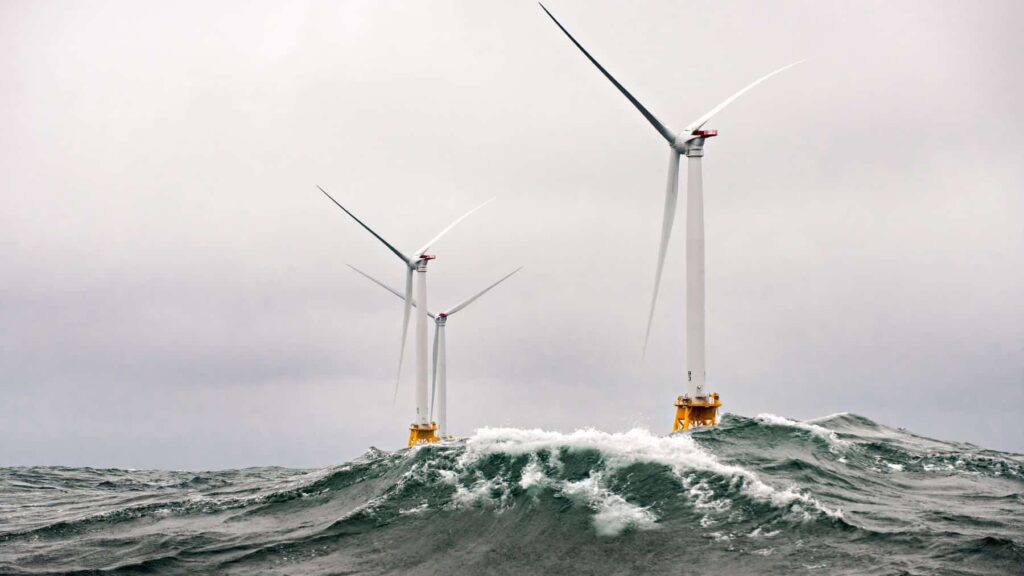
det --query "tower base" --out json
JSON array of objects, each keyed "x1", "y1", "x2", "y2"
[
  {"x1": 672, "y1": 392, "x2": 721, "y2": 432},
  {"x1": 407, "y1": 422, "x2": 439, "y2": 446}
]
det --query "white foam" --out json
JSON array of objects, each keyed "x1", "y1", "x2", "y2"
[
  {"x1": 436, "y1": 469, "x2": 459, "y2": 485},
  {"x1": 399, "y1": 502, "x2": 429, "y2": 515},
  {"x1": 457, "y1": 427, "x2": 842, "y2": 525},
  {"x1": 682, "y1": 476, "x2": 731, "y2": 512},
  {"x1": 755, "y1": 413, "x2": 850, "y2": 451},
  {"x1": 519, "y1": 458, "x2": 547, "y2": 490},
  {"x1": 922, "y1": 462, "x2": 955, "y2": 473},
  {"x1": 451, "y1": 473, "x2": 510, "y2": 509},
  {"x1": 560, "y1": 473, "x2": 657, "y2": 536},
  {"x1": 806, "y1": 412, "x2": 851, "y2": 424},
  {"x1": 465, "y1": 427, "x2": 745, "y2": 481}
]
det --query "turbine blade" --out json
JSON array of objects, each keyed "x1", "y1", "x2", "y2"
[
  {"x1": 414, "y1": 198, "x2": 494, "y2": 257},
  {"x1": 539, "y1": 3, "x2": 676, "y2": 144},
  {"x1": 394, "y1": 267, "x2": 414, "y2": 403},
  {"x1": 430, "y1": 322, "x2": 439, "y2": 421},
  {"x1": 318, "y1": 185, "x2": 411, "y2": 264},
  {"x1": 684, "y1": 60, "x2": 805, "y2": 132},
  {"x1": 642, "y1": 151, "x2": 681, "y2": 360},
  {"x1": 347, "y1": 264, "x2": 406, "y2": 300},
  {"x1": 347, "y1": 264, "x2": 435, "y2": 319},
  {"x1": 444, "y1": 267, "x2": 523, "y2": 317}
]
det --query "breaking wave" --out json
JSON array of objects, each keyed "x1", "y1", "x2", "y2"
[{"x1": 1, "y1": 413, "x2": 1022, "y2": 575}]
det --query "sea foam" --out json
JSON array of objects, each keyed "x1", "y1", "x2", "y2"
[{"x1": 450, "y1": 426, "x2": 842, "y2": 534}]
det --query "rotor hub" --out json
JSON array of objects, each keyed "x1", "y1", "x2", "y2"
[{"x1": 415, "y1": 254, "x2": 435, "y2": 271}]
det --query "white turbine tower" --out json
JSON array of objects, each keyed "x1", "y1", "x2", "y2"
[
  {"x1": 318, "y1": 186, "x2": 492, "y2": 445},
  {"x1": 540, "y1": 5, "x2": 802, "y2": 431},
  {"x1": 347, "y1": 264, "x2": 522, "y2": 439}
]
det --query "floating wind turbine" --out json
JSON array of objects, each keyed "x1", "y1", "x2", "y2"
[
  {"x1": 347, "y1": 264, "x2": 521, "y2": 439},
  {"x1": 319, "y1": 186, "x2": 492, "y2": 444},
  {"x1": 540, "y1": 5, "x2": 801, "y2": 428}
]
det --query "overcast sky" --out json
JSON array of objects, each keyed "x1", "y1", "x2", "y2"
[{"x1": 2, "y1": 0, "x2": 1022, "y2": 469}]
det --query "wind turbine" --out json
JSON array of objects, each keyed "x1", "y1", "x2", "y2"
[
  {"x1": 318, "y1": 185, "x2": 492, "y2": 445},
  {"x1": 347, "y1": 264, "x2": 522, "y2": 439},
  {"x1": 539, "y1": 4, "x2": 802, "y2": 431}
]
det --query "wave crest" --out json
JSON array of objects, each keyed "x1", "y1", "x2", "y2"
[{"x1": 448, "y1": 427, "x2": 842, "y2": 534}]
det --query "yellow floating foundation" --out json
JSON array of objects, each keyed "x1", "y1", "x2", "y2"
[
  {"x1": 672, "y1": 392, "x2": 721, "y2": 432},
  {"x1": 407, "y1": 422, "x2": 440, "y2": 446}
]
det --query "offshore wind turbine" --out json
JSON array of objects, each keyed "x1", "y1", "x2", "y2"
[
  {"x1": 540, "y1": 4, "x2": 802, "y2": 431},
  {"x1": 347, "y1": 264, "x2": 522, "y2": 439},
  {"x1": 318, "y1": 186, "x2": 492, "y2": 445}
]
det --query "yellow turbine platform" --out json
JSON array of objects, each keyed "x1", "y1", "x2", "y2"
[
  {"x1": 672, "y1": 392, "x2": 722, "y2": 432},
  {"x1": 407, "y1": 422, "x2": 439, "y2": 446}
]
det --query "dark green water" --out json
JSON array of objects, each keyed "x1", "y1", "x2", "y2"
[{"x1": 2, "y1": 413, "x2": 1022, "y2": 575}]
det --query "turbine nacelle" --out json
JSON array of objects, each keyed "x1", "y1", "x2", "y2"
[{"x1": 671, "y1": 129, "x2": 718, "y2": 153}]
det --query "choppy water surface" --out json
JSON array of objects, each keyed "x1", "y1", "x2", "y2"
[{"x1": 1, "y1": 413, "x2": 1022, "y2": 575}]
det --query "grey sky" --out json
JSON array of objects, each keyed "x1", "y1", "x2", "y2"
[{"x1": 2, "y1": 0, "x2": 1021, "y2": 469}]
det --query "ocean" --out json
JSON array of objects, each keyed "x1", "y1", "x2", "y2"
[{"x1": 2, "y1": 413, "x2": 1021, "y2": 575}]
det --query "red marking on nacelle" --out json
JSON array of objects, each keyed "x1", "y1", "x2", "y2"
[
  {"x1": 693, "y1": 129, "x2": 718, "y2": 138},
  {"x1": 420, "y1": 254, "x2": 437, "y2": 260},
  {"x1": 439, "y1": 312, "x2": 448, "y2": 318}
]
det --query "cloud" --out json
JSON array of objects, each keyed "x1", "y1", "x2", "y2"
[{"x1": 1, "y1": 0, "x2": 1021, "y2": 468}]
